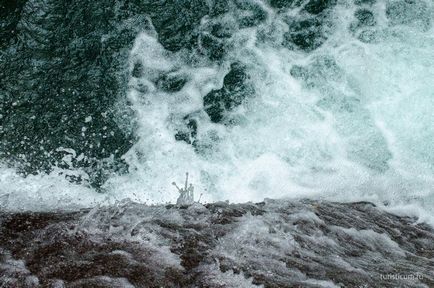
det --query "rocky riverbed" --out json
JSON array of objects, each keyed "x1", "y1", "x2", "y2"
[{"x1": 1, "y1": 199, "x2": 433, "y2": 287}]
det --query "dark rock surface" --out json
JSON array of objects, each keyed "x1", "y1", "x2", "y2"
[
  {"x1": 1, "y1": 199, "x2": 433, "y2": 287},
  {"x1": 204, "y1": 62, "x2": 254, "y2": 124}
]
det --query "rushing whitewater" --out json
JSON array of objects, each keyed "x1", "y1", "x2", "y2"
[{"x1": 0, "y1": 0, "x2": 433, "y2": 219}]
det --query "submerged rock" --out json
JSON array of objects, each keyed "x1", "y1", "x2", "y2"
[
  {"x1": 269, "y1": 0, "x2": 297, "y2": 9},
  {"x1": 283, "y1": 17, "x2": 331, "y2": 52},
  {"x1": 303, "y1": 0, "x2": 337, "y2": 15},
  {"x1": 204, "y1": 62, "x2": 254, "y2": 123},
  {"x1": 1, "y1": 199, "x2": 433, "y2": 287}
]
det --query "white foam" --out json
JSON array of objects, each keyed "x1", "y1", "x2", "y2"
[{"x1": 0, "y1": 165, "x2": 106, "y2": 211}]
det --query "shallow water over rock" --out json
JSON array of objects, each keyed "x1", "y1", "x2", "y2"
[{"x1": 1, "y1": 199, "x2": 433, "y2": 287}]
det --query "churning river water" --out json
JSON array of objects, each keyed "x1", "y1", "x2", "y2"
[{"x1": 1, "y1": 0, "x2": 433, "y2": 224}]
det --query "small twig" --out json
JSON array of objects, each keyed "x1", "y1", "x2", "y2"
[{"x1": 174, "y1": 172, "x2": 195, "y2": 205}]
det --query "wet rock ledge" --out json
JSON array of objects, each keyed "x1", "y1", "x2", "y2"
[{"x1": 1, "y1": 199, "x2": 433, "y2": 288}]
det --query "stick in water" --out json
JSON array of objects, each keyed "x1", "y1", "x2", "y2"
[{"x1": 184, "y1": 172, "x2": 189, "y2": 191}]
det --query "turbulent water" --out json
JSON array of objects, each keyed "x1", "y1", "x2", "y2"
[
  {"x1": 1, "y1": 200, "x2": 434, "y2": 287},
  {"x1": 1, "y1": 0, "x2": 433, "y2": 219}
]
